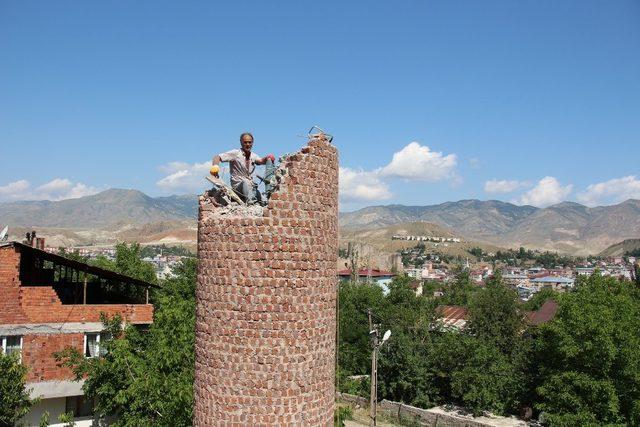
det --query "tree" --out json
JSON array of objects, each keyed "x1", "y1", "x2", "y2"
[
  {"x1": 521, "y1": 288, "x2": 559, "y2": 311},
  {"x1": 441, "y1": 270, "x2": 477, "y2": 306},
  {"x1": 0, "y1": 353, "x2": 33, "y2": 426},
  {"x1": 466, "y1": 272, "x2": 523, "y2": 354},
  {"x1": 534, "y1": 274, "x2": 640, "y2": 425},
  {"x1": 468, "y1": 247, "x2": 483, "y2": 258},
  {"x1": 56, "y1": 258, "x2": 197, "y2": 426},
  {"x1": 449, "y1": 337, "x2": 519, "y2": 416},
  {"x1": 377, "y1": 276, "x2": 438, "y2": 407},
  {"x1": 91, "y1": 243, "x2": 157, "y2": 301},
  {"x1": 337, "y1": 280, "x2": 386, "y2": 376}
]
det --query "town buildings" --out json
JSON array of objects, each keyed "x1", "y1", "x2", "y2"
[{"x1": 0, "y1": 240, "x2": 156, "y2": 426}]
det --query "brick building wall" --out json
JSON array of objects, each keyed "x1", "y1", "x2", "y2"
[
  {"x1": 0, "y1": 246, "x2": 29, "y2": 324},
  {"x1": 1, "y1": 244, "x2": 154, "y2": 383},
  {"x1": 194, "y1": 138, "x2": 338, "y2": 425},
  {"x1": 22, "y1": 333, "x2": 84, "y2": 382}
]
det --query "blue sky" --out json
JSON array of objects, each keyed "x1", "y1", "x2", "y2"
[{"x1": 1, "y1": 1, "x2": 639, "y2": 211}]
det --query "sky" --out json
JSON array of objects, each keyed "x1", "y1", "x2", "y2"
[{"x1": 1, "y1": 1, "x2": 639, "y2": 211}]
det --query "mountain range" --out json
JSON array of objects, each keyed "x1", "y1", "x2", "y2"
[
  {"x1": 340, "y1": 199, "x2": 640, "y2": 255},
  {"x1": 0, "y1": 189, "x2": 197, "y2": 228},
  {"x1": 1, "y1": 189, "x2": 639, "y2": 255}
]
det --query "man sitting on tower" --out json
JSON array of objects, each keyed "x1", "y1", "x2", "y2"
[{"x1": 210, "y1": 132, "x2": 275, "y2": 205}]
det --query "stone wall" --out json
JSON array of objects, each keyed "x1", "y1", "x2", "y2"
[
  {"x1": 337, "y1": 393, "x2": 528, "y2": 427},
  {"x1": 194, "y1": 138, "x2": 339, "y2": 425}
]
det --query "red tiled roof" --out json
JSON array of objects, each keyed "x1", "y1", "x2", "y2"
[{"x1": 526, "y1": 300, "x2": 559, "y2": 325}]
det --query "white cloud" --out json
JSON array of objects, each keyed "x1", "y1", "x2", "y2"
[
  {"x1": 516, "y1": 176, "x2": 573, "y2": 207},
  {"x1": 339, "y1": 167, "x2": 392, "y2": 202},
  {"x1": 0, "y1": 180, "x2": 30, "y2": 200},
  {"x1": 0, "y1": 178, "x2": 99, "y2": 202},
  {"x1": 577, "y1": 175, "x2": 640, "y2": 206},
  {"x1": 484, "y1": 179, "x2": 530, "y2": 194},
  {"x1": 378, "y1": 142, "x2": 458, "y2": 182},
  {"x1": 156, "y1": 161, "x2": 210, "y2": 193}
]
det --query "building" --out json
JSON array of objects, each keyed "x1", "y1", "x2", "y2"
[
  {"x1": 525, "y1": 300, "x2": 559, "y2": 326},
  {"x1": 436, "y1": 300, "x2": 559, "y2": 331},
  {"x1": 0, "y1": 240, "x2": 156, "y2": 426},
  {"x1": 436, "y1": 306, "x2": 468, "y2": 330},
  {"x1": 337, "y1": 268, "x2": 396, "y2": 286},
  {"x1": 530, "y1": 276, "x2": 575, "y2": 292}
]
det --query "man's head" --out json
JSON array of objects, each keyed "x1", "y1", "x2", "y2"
[{"x1": 240, "y1": 132, "x2": 254, "y2": 154}]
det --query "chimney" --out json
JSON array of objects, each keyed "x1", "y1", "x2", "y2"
[{"x1": 194, "y1": 137, "x2": 338, "y2": 425}]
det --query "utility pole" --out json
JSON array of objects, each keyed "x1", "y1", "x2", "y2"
[
  {"x1": 369, "y1": 309, "x2": 377, "y2": 427},
  {"x1": 368, "y1": 310, "x2": 391, "y2": 427}
]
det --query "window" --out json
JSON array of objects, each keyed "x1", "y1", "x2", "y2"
[
  {"x1": 65, "y1": 395, "x2": 94, "y2": 417},
  {"x1": 1, "y1": 336, "x2": 23, "y2": 361},
  {"x1": 84, "y1": 332, "x2": 111, "y2": 358}
]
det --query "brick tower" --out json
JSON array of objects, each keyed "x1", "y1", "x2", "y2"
[{"x1": 194, "y1": 137, "x2": 338, "y2": 425}]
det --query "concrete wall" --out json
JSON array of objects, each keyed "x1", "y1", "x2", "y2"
[
  {"x1": 21, "y1": 397, "x2": 96, "y2": 427},
  {"x1": 194, "y1": 138, "x2": 339, "y2": 425}
]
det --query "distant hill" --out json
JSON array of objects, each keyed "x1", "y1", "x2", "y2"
[
  {"x1": 3, "y1": 190, "x2": 640, "y2": 255},
  {"x1": 339, "y1": 221, "x2": 503, "y2": 257},
  {"x1": 0, "y1": 189, "x2": 197, "y2": 228},
  {"x1": 599, "y1": 239, "x2": 640, "y2": 257},
  {"x1": 340, "y1": 199, "x2": 640, "y2": 255},
  {"x1": 340, "y1": 200, "x2": 537, "y2": 238}
]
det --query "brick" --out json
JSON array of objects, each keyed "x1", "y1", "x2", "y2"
[{"x1": 194, "y1": 139, "x2": 338, "y2": 426}]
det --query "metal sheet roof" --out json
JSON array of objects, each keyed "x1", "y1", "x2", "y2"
[{"x1": 1, "y1": 241, "x2": 160, "y2": 289}]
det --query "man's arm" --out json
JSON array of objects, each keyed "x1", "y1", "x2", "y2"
[{"x1": 254, "y1": 154, "x2": 275, "y2": 165}]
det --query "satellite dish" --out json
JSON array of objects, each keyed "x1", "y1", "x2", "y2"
[
  {"x1": 382, "y1": 330, "x2": 391, "y2": 343},
  {"x1": 0, "y1": 225, "x2": 8, "y2": 242}
]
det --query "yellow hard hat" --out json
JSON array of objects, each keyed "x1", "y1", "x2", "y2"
[{"x1": 210, "y1": 165, "x2": 220, "y2": 175}]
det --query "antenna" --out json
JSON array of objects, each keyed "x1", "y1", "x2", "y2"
[{"x1": 0, "y1": 225, "x2": 8, "y2": 242}]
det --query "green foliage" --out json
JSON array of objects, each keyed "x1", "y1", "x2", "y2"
[
  {"x1": 57, "y1": 247, "x2": 89, "y2": 263},
  {"x1": 140, "y1": 244, "x2": 194, "y2": 258},
  {"x1": 0, "y1": 353, "x2": 34, "y2": 426},
  {"x1": 38, "y1": 410, "x2": 50, "y2": 427},
  {"x1": 490, "y1": 247, "x2": 576, "y2": 268},
  {"x1": 337, "y1": 280, "x2": 386, "y2": 376},
  {"x1": 466, "y1": 272, "x2": 523, "y2": 354},
  {"x1": 440, "y1": 270, "x2": 477, "y2": 306},
  {"x1": 534, "y1": 274, "x2": 640, "y2": 425},
  {"x1": 90, "y1": 243, "x2": 157, "y2": 302},
  {"x1": 56, "y1": 258, "x2": 196, "y2": 426},
  {"x1": 625, "y1": 248, "x2": 640, "y2": 257},
  {"x1": 377, "y1": 277, "x2": 438, "y2": 408},
  {"x1": 449, "y1": 338, "x2": 518, "y2": 415},
  {"x1": 468, "y1": 247, "x2": 484, "y2": 258},
  {"x1": 333, "y1": 405, "x2": 353, "y2": 426},
  {"x1": 57, "y1": 411, "x2": 75, "y2": 426},
  {"x1": 521, "y1": 288, "x2": 559, "y2": 311}
]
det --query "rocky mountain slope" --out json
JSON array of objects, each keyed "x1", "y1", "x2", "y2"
[
  {"x1": 340, "y1": 199, "x2": 640, "y2": 255},
  {"x1": 3, "y1": 189, "x2": 639, "y2": 255},
  {"x1": 0, "y1": 189, "x2": 197, "y2": 228},
  {"x1": 599, "y1": 239, "x2": 640, "y2": 257}
]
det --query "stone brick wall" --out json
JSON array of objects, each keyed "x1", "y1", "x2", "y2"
[
  {"x1": 1, "y1": 244, "x2": 154, "y2": 382},
  {"x1": 194, "y1": 138, "x2": 339, "y2": 425},
  {"x1": 22, "y1": 333, "x2": 84, "y2": 382},
  {"x1": 0, "y1": 246, "x2": 29, "y2": 324}
]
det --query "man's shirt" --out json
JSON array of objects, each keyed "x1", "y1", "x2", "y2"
[{"x1": 219, "y1": 149, "x2": 261, "y2": 187}]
